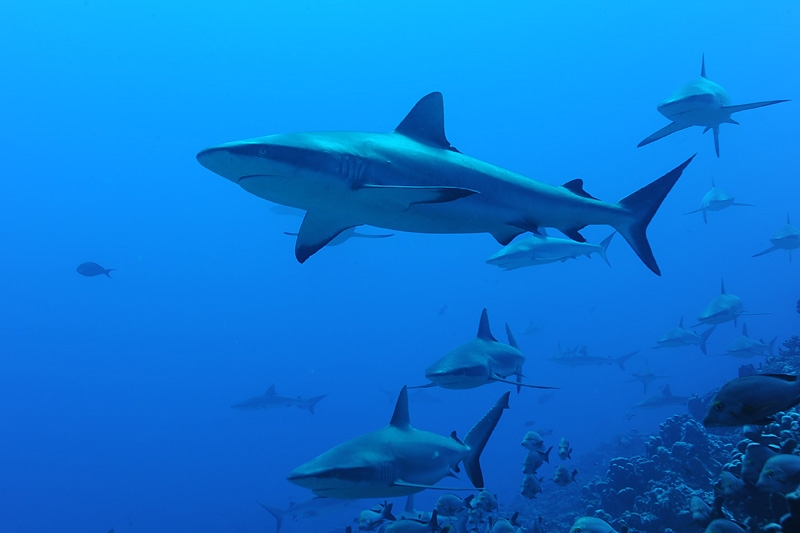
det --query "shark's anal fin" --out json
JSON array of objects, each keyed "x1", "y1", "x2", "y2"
[
  {"x1": 637, "y1": 121, "x2": 692, "y2": 148},
  {"x1": 295, "y1": 211, "x2": 356, "y2": 263}
]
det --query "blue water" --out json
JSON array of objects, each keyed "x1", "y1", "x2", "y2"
[{"x1": 1, "y1": 1, "x2": 797, "y2": 531}]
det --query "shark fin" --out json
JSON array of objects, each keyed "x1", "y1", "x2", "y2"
[
  {"x1": 390, "y1": 386, "x2": 412, "y2": 429},
  {"x1": 393, "y1": 480, "x2": 472, "y2": 491},
  {"x1": 700, "y1": 54, "x2": 706, "y2": 78},
  {"x1": 597, "y1": 231, "x2": 615, "y2": 267},
  {"x1": 259, "y1": 503, "x2": 285, "y2": 533},
  {"x1": 295, "y1": 211, "x2": 356, "y2": 263},
  {"x1": 477, "y1": 308, "x2": 498, "y2": 342},
  {"x1": 712, "y1": 126, "x2": 720, "y2": 158},
  {"x1": 678, "y1": 316, "x2": 684, "y2": 328},
  {"x1": 266, "y1": 385, "x2": 277, "y2": 395},
  {"x1": 358, "y1": 184, "x2": 477, "y2": 208},
  {"x1": 699, "y1": 326, "x2": 715, "y2": 355},
  {"x1": 491, "y1": 226, "x2": 525, "y2": 245},
  {"x1": 721, "y1": 279, "x2": 727, "y2": 294},
  {"x1": 753, "y1": 245, "x2": 778, "y2": 257},
  {"x1": 561, "y1": 179, "x2": 598, "y2": 200},
  {"x1": 489, "y1": 375, "x2": 558, "y2": 390},
  {"x1": 395, "y1": 92, "x2": 459, "y2": 152},
  {"x1": 742, "y1": 322, "x2": 749, "y2": 337},
  {"x1": 505, "y1": 323, "x2": 519, "y2": 349},
  {"x1": 615, "y1": 155, "x2": 695, "y2": 275},
  {"x1": 637, "y1": 121, "x2": 692, "y2": 148},
  {"x1": 306, "y1": 394, "x2": 328, "y2": 415},
  {"x1": 463, "y1": 392, "x2": 510, "y2": 488},
  {"x1": 662, "y1": 385, "x2": 673, "y2": 397},
  {"x1": 404, "y1": 494, "x2": 415, "y2": 514},
  {"x1": 562, "y1": 226, "x2": 587, "y2": 242},
  {"x1": 722, "y1": 100, "x2": 789, "y2": 114},
  {"x1": 351, "y1": 231, "x2": 395, "y2": 239}
]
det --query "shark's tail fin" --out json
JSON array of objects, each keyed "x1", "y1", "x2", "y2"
[
  {"x1": 615, "y1": 156, "x2": 695, "y2": 275},
  {"x1": 103, "y1": 268, "x2": 115, "y2": 278},
  {"x1": 699, "y1": 326, "x2": 715, "y2": 355},
  {"x1": 306, "y1": 394, "x2": 328, "y2": 415},
  {"x1": 597, "y1": 232, "x2": 615, "y2": 267},
  {"x1": 259, "y1": 503, "x2": 285, "y2": 533},
  {"x1": 463, "y1": 392, "x2": 510, "y2": 488},
  {"x1": 615, "y1": 350, "x2": 638, "y2": 371},
  {"x1": 768, "y1": 336, "x2": 778, "y2": 356}
]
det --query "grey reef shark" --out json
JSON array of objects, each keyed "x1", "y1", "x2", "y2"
[
  {"x1": 287, "y1": 386, "x2": 510, "y2": 499},
  {"x1": 685, "y1": 178, "x2": 753, "y2": 224},
  {"x1": 638, "y1": 55, "x2": 788, "y2": 157},
  {"x1": 753, "y1": 214, "x2": 800, "y2": 261},
  {"x1": 230, "y1": 385, "x2": 327, "y2": 414},
  {"x1": 197, "y1": 92, "x2": 694, "y2": 275},
  {"x1": 695, "y1": 280, "x2": 766, "y2": 328}
]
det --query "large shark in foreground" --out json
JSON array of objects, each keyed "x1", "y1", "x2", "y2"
[
  {"x1": 287, "y1": 387, "x2": 510, "y2": 499},
  {"x1": 638, "y1": 55, "x2": 788, "y2": 157},
  {"x1": 197, "y1": 92, "x2": 694, "y2": 275}
]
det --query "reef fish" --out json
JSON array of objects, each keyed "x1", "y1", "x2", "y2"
[
  {"x1": 703, "y1": 519, "x2": 746, "y2": 533},
  {"x1": 558, "y1": 437, "x2": 572, "y2": 460},
  {"x1": 76, "y1": 262, "x2": 115, "y2": 277},
  {"x1": 757, "y1": 454, "x2": 800, "y2": 494},
  {"x1": 703, "y1": 374, "x2": 800, "y2": 427},
  {"x1": 569, "y1": 516, "x2": 619, "y2": 533},
  {"x1": 553, "y1": 465, "x2": 578, "y2": 487}
]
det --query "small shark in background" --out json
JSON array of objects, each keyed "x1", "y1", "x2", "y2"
[
  {"x1": 753, "y1": 214, "x2": 800, "y2": 261},
  {"x1": 197, "y1": 92, "x2": 694, "y2": 275},
  {"x1": 634, "y1": 384, "x2": 693, "y2": 410},
  {"x1": 259, "y1": 498, "x2": 354, "y2": 533},
  {"x1": 723, "y1": 322, "x2": 777, "y2": 358},
  {"x1": 550, "y1": 345, "x2": 638, "y2": 371},
  {"x1": 627, "y1": 360, "x2": 670, "y2": 394},
  {"x1": 638, "y1": 55, "x2": 788, "y2": 157},
  {"x1": 521, "y1": 320, "x2": 545, "y2": 335},
  {"x1": 230, "y1": 385, "x2": 327, "y2": 414},
  {"x1": 415, "y1": 309, "x2": 558, "y2": 392},
  {"x1": 652, "y1": 316, "x2": 715, "y2": 354},
  {"x1": 287, "y1": 387, "x2": 510, "y2": 498},
  {"x1": 684, "y1": 178, "x2": 753, "y2": 223},
  {"x1": 485, "y1": 231, "x2": 615, "y2": 270},
  {"x1": 695, "y1": 280, "x2": 759, "y2": 327}
]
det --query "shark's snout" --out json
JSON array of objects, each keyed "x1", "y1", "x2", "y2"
[{"x1": 196, "y1": 146, "x2": 237, "y2": 180}]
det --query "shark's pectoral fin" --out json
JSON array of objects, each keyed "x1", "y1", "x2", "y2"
[
  {"x1": 562, "y1": 227, "x2": 587, "y2": 242},
  {"x1": 295, "y1": 212, "x2": 358, "y2": 263},
  {"x1": 393, "y1": 480, "x2": 473, "y2": 491},
  {"x1": 722, "y1": 100, "x2": 789, "y2": 114},
  {"x1": 753, "y1": 246, "x2": 778, "y2": 258},
  {"x1": 489, "y1": 375, "x2": 558, "y2": 390},
  {"x1": 638, "y1": 121, "x2": 692, "y2": 148},
  {"x1": 358, "y1": 184, "x2": 476, "y2": 210}
]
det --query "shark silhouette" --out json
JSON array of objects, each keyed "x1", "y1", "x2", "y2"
[{"x1": 638, "y1": 55, "x2": 788, "y2": 157}]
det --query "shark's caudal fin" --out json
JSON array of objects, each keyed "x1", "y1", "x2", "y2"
[
  {"x1": 615, "y1": 156, "x2": 695, "y2": 275},
  {"x1": 463, "y1": 392, "x2": 510, "y2": 488},
  {"x1": 699, "y1": 326, "x2": 715, "y2": 355},
  {"x1": 637, "y1": 121, "x2": 692, "y2": 148},
  {"x1": 614, "y1": 350, "x2": 638, "y2": 371},
  {"x1": 597, "y1": 232, "x2": 615, "y2": 267},
  {"x1": 306, "y1": 394, "x2": 328, "y2": 415},
  {"x1": 259, "y1": 503, "x2": 285, "y2": 533}
]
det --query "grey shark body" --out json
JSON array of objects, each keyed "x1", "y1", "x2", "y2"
[
  {"x1": 231, "y1": 385, "x2": 327, "y2": 414},
  {"x1": 486, "y1": 231, "x2": 615, "y2": 270},
  {"x1": 753, "y1": 214, "x2": 800, "y2": 261},
  {"x1": 652, "y1": 316, "x2": 715, "y2": 354},
  {"x1": 724, "y1": 322, "x2": 777, "y2": 358},
  {"x1": 638, "y1": 55, "x2": 788, "y2": 157},
  {"x1": 287, "y1": 387, "x2": 510, "y2": 499},
  {"x1": 260, "y1": 498, "x2": 354, "y2": 533},
  {"x1": 685, "y1": 178, "x2": 752, "y2": 223},
  {"x1": 418, "y1": 309, "x2": 557, "y2": 392},
  {"x1": 197, "y1": 92, "x2": 693, "y2": 275},
  {"x1": 634, "y1": 384, "x2": 692, "y2": 409},
  {"x1": 550, "y1": 345, "x2": 638, "y2": 371},
  {"x1": 696, "y1": 280, "x2": 748, "y2": 327}
]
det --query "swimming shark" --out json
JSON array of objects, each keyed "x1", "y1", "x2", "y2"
[
  {"x1": 230, "y1": 385, "x2": 327, "y2": 414},
  {"x1": 284, "y1": 227, "x2": 394, "y2": 247},
  {"x1": 638, "y1": 55, "x2": 788, "y2": 157},
  {"x1": 197, "y1": 92, "x2": 694, "y2": 275},
  {"x1": 287, "y1": 386, "x2": 510, "y2": 499},
  {"x1": 634, "y1": 384, "x2": 693, "y2": 410},
  {"x1": 627, "y1": 361, "x2": 670, "y2": 394},
  {"x1": 485, "y1": 230, "x2": 615, "y2": 270},
  {"x1": 652, "y1": 316, "x2": 715, "y2": 354},
  {"x1": 684, "y1": 178, "x2": 753, "y2": 224},
  {"x1": 550, "y1": 345, "x2": 638, "y2": 371},
  {"x1": 722, "y1": 322, "x2": 777, "y2": 358},
  {"x1": 260, "y1": 498, "x2": 354, "y2": 533},
  {"x1": 753, "y1": 214, "x2": 800, "y2": 261},
  {"x1": 413, "y1": 309, "x2": 558, "y2": 393},
  {"x1": 695, "y1": 280, "x2": 751, "y2": 327}
]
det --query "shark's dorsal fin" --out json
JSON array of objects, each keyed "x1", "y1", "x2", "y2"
[
  {"x1": 662, "y1": 384, "x2": 672, "y2": 397},
  {"x1": 721, "y1": 279, "x2": 726, "y2": 294},
  {"x1": 678, "y1": 316, "x2": 684, "y2": 328},
  {"x1": 561, "y1": 179, "x2": 598, "y2": 200},
  {"x1": 390, "y1": 386, "x2": 411, "y2": 429},
  {"x1": 711, "y1": 177, "x2": 716, "y2": 188},
  {"x1": 700, "y1": 54, "x2": 707, "y2": 78},
  {"x1": 395, "y1": 92, "x2": 458, "y2": 152},
  {"x1": 477, "y1": 308, "x2": 497, "y2": 342},
  {"x1": 266, "y1": 384, "x2": 276, "y2": 395}
]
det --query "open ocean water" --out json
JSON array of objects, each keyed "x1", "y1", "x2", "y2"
[{"x1": 0, "y1": 1, "x2": 798, "y2": 532}]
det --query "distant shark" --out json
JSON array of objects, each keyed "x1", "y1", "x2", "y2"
[
  {"x1": 413, "y1": 308, "x2": 558, "y2": 393},
  {"x1": 287, "y1": 386, "x2": 510, "y2": 499},
  {"x1": 627, "y1": 361, "x2": 669, "y2": 394},
  {"x1": 652, "y1": 316, "x2": 715, "y2": 354},
  {"x1": 259, "y1": 498, "x2": 354, "y2": 533},
  {"x1": 753, "y1": 214, "x2": 800, "y2": 261},
  {"x1": 550, "y1": 345, "x2": 638, "y2": 371},
  {"x1": 485, "y1": 230, "x2": 615, "y2": 270},
  {"x1": 684, "y1": 178, "x2": 753, "y2": 224},
  {"x1": 230, "y1": 385, "x2": 327, "y2": 414},
  {"x1": 695, "y1": 280, "x2": 766, "y2": 328},
  {"x1": 197, "y1": 92, "x2": 694, "y2": 275},
  {"x1": 634, "y1": 384, "x2": 693, "y2": 410},
  {"x1": 638, "y1": 55, "x2": 788, "y2": 157},
  {"x1": 723, "y1": 322, "x2": 777, "y2": 358}
]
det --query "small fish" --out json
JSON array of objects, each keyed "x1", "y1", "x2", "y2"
[
  {"x1": 520, "y1": 474, "x2": 543, "y2": 499},
  {"x1": 380, "y1": 510, "x2": 440, "y2": 533},
  {"x1": 434, "y1": 494, "x2": 473, "y2": 517},
  {"x1": 703, "y1": 374, "x2": 800, "y2": 427},
  {"x1": 756, "y1": 454, "x2": 800, "y2": 494},
  {"x1": 358, "y1": 501, "x2": 396, "y2": 531},
  {"x1": 703, "y1": 519, "x2": 746, "y2": 533},
  {"x1": 714, "y1": 471, "x2": 743, "y2": 497},
  {"x1": 489, "y1": 513, "x2": 521, "y2": 533},
  {"x1": 76, "y1": 261, "x2": 114, "y2": 277},
  {"x1": 741, "y1": 443, "x2": 777, "y2": 485},
  {"x1": 472, "y1": 490, "x2": 497, "y2": 513},
  {"x1": 569, "y1": 516, "x2": 619, "y2": 533},
  {"x1": 558, "y1": 437, "x2": 572, "y2": 460},
  {"x1": 553, "y1": 465, "x2": 578, "y2": 487},
  {"x1": 521, "y1": 431, "x2": 545, "y2": 451},
  {"x1": 523, "y1": 447, "x2": 552, "y2": 474}
]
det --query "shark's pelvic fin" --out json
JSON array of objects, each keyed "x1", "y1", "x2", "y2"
[
  {"x1": 295, "y1": 212, "x2": 356, "y2": 263},
  {"x1": 638, "y1": 121, "x2": 692, "y2": 148},
  {"x1": 615, "y1": 155, "x2": 695, "y2": 276},
  {"x1": 477, "y1": 308, "x2": 497, "y2": 342},
  {"x1": 395, "y1": 92, "x2": 459, "y2": 152},
  {"x1": 390, "y1": 386, "x2": 412, "y2": 429},
  {"x1": 463, "y1": 391, "x2": 510, "y2": 488}
]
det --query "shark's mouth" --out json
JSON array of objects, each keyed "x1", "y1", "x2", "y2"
[{"x1": 237, "y1": 174, "x2": 283, "y2": 184}]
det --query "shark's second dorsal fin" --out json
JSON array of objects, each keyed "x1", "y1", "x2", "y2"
[
  {"x1": 266, "y1": 385, "x2": 277, "y2": 395},
  {"x1": 721, "y1": 279, "x2": 726, "y2": 294},
  {"x1": 477, "y1": 308, "x2": 497, "y2": 342},
  {"x1": 678, "y1": 316, "x2": 684, "y2": 328},
  {"x1": 561, "y1": 179, "x2": 598, "y2": 200},
  {"x1": 390, "y1": 386, "x2": 411, "y2": 429},
  {"x1": 662, "y1": 384, "x2": 672, "y2": 397},
  {"x1": 701, "y1": 54, "x2": 707, "y2": 78},
  {"x1": 395, "y1": 92, "x2": 458, "y2": 152}
]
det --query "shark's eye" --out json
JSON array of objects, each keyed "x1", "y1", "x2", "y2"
[
  {"x1": 766, "y1": 470, "x2": 774, "y2": 478},
  {"x1": 713, "y1": 402, "x2": 724, "y2": 412},
  {"x1": 574, "y1": 529, "x2": 581, "y2": 533},
  {"x1": 257, "y1": 147, "x2": 268, "y2": 157}
]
